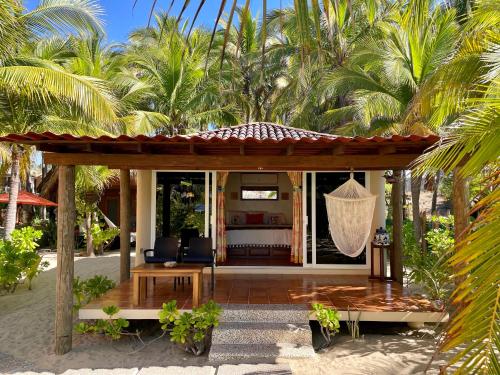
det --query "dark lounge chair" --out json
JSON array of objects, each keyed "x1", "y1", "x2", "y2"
[
  {"x1": 143, "y1": 237, "x2": 179, "y2": 263},
  {"x1": 182, "y1": 237, "x2": 215, "y2": 290},
  {"x1": 144, "y1": 237, "x2": 185, "y2": 290},
  {"x1": 180, "y1": 228, "x2": 200, "y2": 250}
]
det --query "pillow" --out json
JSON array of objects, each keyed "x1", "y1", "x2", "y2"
[
  {"x1": 246, "y1": 212, "x2": 264, "y2": 225},
  {"x1": 228, "y1": 211, "x2": 245, "y2": 225},
  {"x1": 268, "y1": 213, "x2": 286, "y2": 225}
]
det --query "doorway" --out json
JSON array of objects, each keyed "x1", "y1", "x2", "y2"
[
  {"x1": 222, "y1": 172, "x2": 296, "y2": 266},
  {"x1": 304, "y1": 172, "x2": 369, "y2": 267}
]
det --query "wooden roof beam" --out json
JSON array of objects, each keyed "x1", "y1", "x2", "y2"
[
  {"x1": 189, "y1": 143, "x2": 197, "y2": 155},
  {"x1": 379, "y1": 145, "x2": 397, "y2": 155},
  {"x1": 43, "y1": 152, "x2": 422, "y2": 170},
  {"x1": 332, "y1": 145, "x2": 345, "y2": 155}
]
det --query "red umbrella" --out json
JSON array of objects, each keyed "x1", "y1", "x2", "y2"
[{"x1": 0, "y1": 190, "x2": 58, "y2": 207}]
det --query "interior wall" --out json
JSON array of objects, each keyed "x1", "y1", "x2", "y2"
[{"x1": 225, "y1": 172, "x2": 293, "y2": 224}]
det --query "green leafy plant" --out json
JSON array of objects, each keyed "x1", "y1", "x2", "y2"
[
  {"x1": 423, "y1": 216, "x2": 454, "y2": 302},
  {"x1": 403, "y1": 217, "x2": 454, "y2": 303},
  {"x1": 89, "y1": 223, "x2": 119, "y2": 255},
  {"x1": 159, "y1": 299, "x2": 222, "y2": 355},
  {"x1": 0, "y1": 227, "x2": 47, "y2": 293},
  {"x1": 75, "y1": 305, "x2": 130, "y2": 340},
  {"x1": 73, "y1": 275, "x2": 116, "y2": 311},
  {"x1": 40, "y1": 219, "x2": 57, "y2": 249},
  {"x1": 312, "y1": 303, "x2": 341, "y2": 347}
]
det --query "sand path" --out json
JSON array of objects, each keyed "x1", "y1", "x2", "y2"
[{"x1": 0, "y1": 252, "x2": 454, "y2": 374}]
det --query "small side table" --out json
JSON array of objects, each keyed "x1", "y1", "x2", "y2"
[{"x1": 369, "y1": 241, "x2": 394, "y2": 280}]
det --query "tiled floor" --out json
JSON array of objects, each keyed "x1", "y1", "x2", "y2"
[{"x1": 83, "y1": 273, "x2": 439, "y2": 312}]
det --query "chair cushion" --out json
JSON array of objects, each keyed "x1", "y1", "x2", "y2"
[
  {"x1": 145, "y1": 256, "x2": 176, "y2": 263},
  {"x1": 183, "y1": 256, "x2": 214, "y2": 264}
]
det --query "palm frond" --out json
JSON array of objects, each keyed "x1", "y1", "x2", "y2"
[
  {"x1": 441, "y1": 185, "x2": 500, "y2": 374},
  {"x1": 20, "y1": 0, "x2": 104, "y2": 37},
  {"x1": 0, "y1": 66, "x2": 117, "y2": 124}
]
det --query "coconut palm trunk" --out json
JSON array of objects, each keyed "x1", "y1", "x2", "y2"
[
  {"x1": 431, "y1": 170, "x2": 442, "y2": 214},
  {"x1": 4, "y1": 147, "x2": 21, "y2": 239},
  {"x1": 410, "y1": 171, "x2": 423, "y2": 246},
  {"x1": 85, "y1": 211, "x2": 95, "y2": 257}
]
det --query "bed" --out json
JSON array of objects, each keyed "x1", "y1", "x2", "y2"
[{"x1": 225, "y1": 225, "x2": 292, "y2": 258}]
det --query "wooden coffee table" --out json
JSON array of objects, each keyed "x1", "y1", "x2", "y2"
[{"x1": 131, "y1": 263, "x2": 205, "y2": 307}]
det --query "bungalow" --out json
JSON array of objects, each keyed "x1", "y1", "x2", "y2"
[{"x1": 0, "y1": 122, "x2": 448, "y2": 355}]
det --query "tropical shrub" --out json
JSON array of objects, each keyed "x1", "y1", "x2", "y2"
[
  {"x1": 311, "y1": 303, "x2": 341, "y2": 348},
  {"x1": 159, "y1": 300, "x2": 222, "y2": 355},
  {"x1": 0, "y1": 227, "x2": 47, "y2": 293},
  {"x1": 73, "y1": 275, "x2": 116, "y2": 311},
  {"x1": 403, "y1": 217, "x2": 454, "y2": 302},
  {"x1": 38, "y1": 219, "x2": 57, "y2": 249},
  {"x1": 89, "y1": 223, "x2": 119, "y2": 255},
  {"x1": 75, "y1": 305, "x2": 130, "y2": 340},
  {"x1": 423, "y1": 216, "x2": 454, "y2": 302}
]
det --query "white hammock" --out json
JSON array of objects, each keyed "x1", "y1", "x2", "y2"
[{"x1": 324, "y1": 174, "x2": 377, "y2": 257}]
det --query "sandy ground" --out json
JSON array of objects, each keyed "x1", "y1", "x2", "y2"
[{"x1": 0, "y1": 252, "x2": 456, "y2": 375}]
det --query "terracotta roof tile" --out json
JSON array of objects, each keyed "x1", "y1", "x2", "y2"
[
  {"x1": 193, "y1": 123, "x2": 334, "y2": 142},
  {"x1": 0, "y1": 122, "x2": 439, "y2": 145}
]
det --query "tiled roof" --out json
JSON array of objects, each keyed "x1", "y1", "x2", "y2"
[
  {"x1": 0, "y1": 122, "x2": 439, "y2": 145},
  {"x1": 192, "y1": 123, "x2": 334, "y2": 141}
]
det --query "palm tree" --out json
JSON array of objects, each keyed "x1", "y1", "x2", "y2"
[
  {"x1": 75, "y1": 166, "x2": 117, "y2": 257},
  {"x1": 320, "y1": 0, "x2": 459, "y2": 244},
  {"x1": 412, "y1": 0, "x2": 499, "y2": 371},
  {"x1": 122, "y1": 15, "x2": 238, "y2": 135},
  {"x1": 0, "y1": 0, "x2": 117, "y2": 238},
  {"x1": 263, "y1": 0, "x2": 395, "y2": 131},
  {"x1": 217, "y1": 6, "x2": 288, "y2": 123}
]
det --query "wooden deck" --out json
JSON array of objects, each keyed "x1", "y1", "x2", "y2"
[{"x1": 80, "y1": 273, "x2": 448, "y2": 323}]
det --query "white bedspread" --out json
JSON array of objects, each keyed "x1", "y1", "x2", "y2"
[{"x1": 226, "y1": 229, "x2": 292, "y2": 247}]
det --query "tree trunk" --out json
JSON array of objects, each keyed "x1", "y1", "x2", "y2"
[
  {"x1": 401, "y1": 170, "x2": 407, "y2": 220},
  {"x1": 411, "y1": 171, "x2": 423, "y2": 247},
  {"x1": 391, "y1": 170, "x2": 404, "y2": 284},
  {"x1": 55, "y1": 165, "x2": 75, "y2": 355},
  {"x1": 452, "y1": 166, "x2": 469, "y2": 286},
  {"x1": 431, "y1": 170, "x2": 442, "y2": 214},
  {"x1": 85, "y1": 211, "x2": 95, "y2": 257},
  {"x1": 5, "y1": 148, "x2": 21, "y2": 239}
]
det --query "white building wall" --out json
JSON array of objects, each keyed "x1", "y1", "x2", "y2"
[
  {"x1": 369, "y1": 170, "x2": 387, "y2": 275},
  {"x1": 135, "y1": 170, "x2": 153, "y2": 266}
]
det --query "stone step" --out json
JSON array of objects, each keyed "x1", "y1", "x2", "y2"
[
  {"x1": 212, "y1": 322, "x2": 312, "y2": 345},
  {"x1": 219, "y1": 304, "x2": 310, "y2": 324},
  {"x1": 217, "y1": 363, "x2": 292, "y2": 375},
  {"x1": 208, "y1": 343, "x2": 316, "y2": 363}
]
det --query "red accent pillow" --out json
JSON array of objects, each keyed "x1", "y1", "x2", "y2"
[{"x1": 246, "y1": 213, "x2": 264, "y2": 225}]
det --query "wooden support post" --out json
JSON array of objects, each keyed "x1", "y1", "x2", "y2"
[
  {"x1": 120, "y1": 169, "x2": 131, "y2": 283},
  {"x1": 391, "y1": 170, "x2": 404, "y2": 284},
  {"x1": 55, "y1": 165, "x2": 75, "y2": 355}
]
